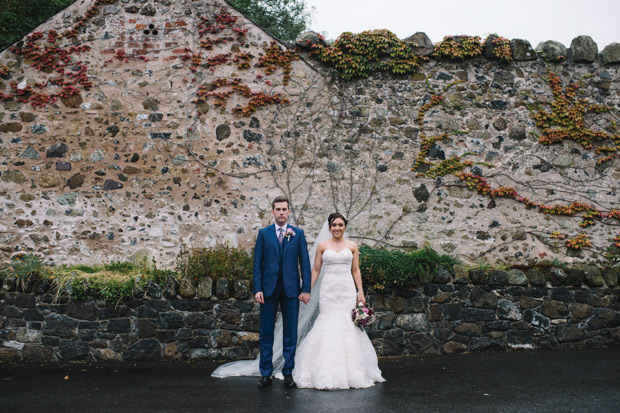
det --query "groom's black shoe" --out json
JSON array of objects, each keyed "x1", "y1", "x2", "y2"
[
  {"x1": 283, "y1": 375, "x2": 297, "y2": 388},
  {"x1": 257, "y1": 376, "x2": 272, "y2": 388}
]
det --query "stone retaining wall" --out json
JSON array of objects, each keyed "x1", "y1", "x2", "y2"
[{"x1": 1, "y1": 265, "x2": 619, "y2": 362}]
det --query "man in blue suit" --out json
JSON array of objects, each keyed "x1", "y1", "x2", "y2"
[{"x1": 253, "y1": 196, "x2": 311, "y2": 388}]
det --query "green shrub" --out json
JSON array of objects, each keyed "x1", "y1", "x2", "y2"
[
  {"x1": 145, "y1": 268, "x2": 175, "y2": 286},
  {"x1": 103, "y1": 261, "x2": 137, "y2": 273},
  {"x1": 71, "y1": 264, "x2": 101, "y2": 274},
  {"x1": 91, "y1": 277, "x2": 136, "y2": 304},
  {"x1": 359, "y1": 245, "x2": 458, "y2": 291},
  {"x1": 54, "y1": 269, "x2": 141, "y2": 305},
  {"x1": 8, "y1": 253, "x2": 47, "y2": 289},
  {"x1": 0, "y1": 253, "x2": 181, "y2": 304},
  {"x1": 10, "y1": 252, "x2": 43, "y2": 276},
  {"x1": 65, "y1": 277, "x2": 89, "y2": 301},
  {"x1": 176, "y1": 244, "x2": 252, "y2": 283},
  {"x1": 51, "y1": 259, "x2": 176, "y2": 305}
]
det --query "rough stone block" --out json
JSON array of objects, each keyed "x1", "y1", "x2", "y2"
[
  {"x1": 22, "y1": 345, "x2": 53, "y2": 362},
  {"x1": 232, "y1": 280, "x2": 250, "y2": 300},
  {"x1": 107, "y1": 318, "x2": 131, "y2": 333},
  {"x1": 542, "y1": 299, "x2": 569, "y2": 319},
  {"x1": 197, "y1": 277, "x2": 213, "y2": 299},
  {"x1": 523, "y1": 309, "x2": 550, "y2": 329},
  {"x1": 215, "y1": 278, "x2": 230, "y2": 299},
  {"x1": 583, "y1": 265, "x2": 605, "y2": 287},
  {"x1": 570, "y1": 35, "x2": 598, "y2": 62},
  {"x1": 42, "y1": 313, "x2": 78, "y2": 338},
  {"x1": 179, "y1": 276, "x2": 196, "y2": 299},
  {"x1": 525, "y1": 269, "x2": 546, "y2": 287},
  {"x1": 556, "y1": 324, "x2": 586, "y2": 342},
  {"x1": 395, "y1": 313, "x2": 429, "y2": 332},
  {"x1": 405, "y1": 332, "x2": 441, "y2": 355},
  {"x1": 506, "y1": 330, "x2": 534, "y2": 348},
  {"x1": 158, "y1": 312, "x2": 184, "y2": 330},
  {"x1": 507, "y1": 269, "x2": 528, "y2": 286},
  {"x1": 468, "y1": 269, "x2": 487, "y2": 285},
  {"x1": 58, "y1": 339, "x2": 89, "y2": 361},
  {"x1": 0, "y1": 348, "x2": 20, "y2": 362},
  {"x1": 535, "y1": 40, "x2": 568, "y2": 62},
  {"x1": 123, "y1": 338, "x2": 162, "y2": 361},
  {"x1": 511, "y1": 39, "x2": 537, "y2": 60},
  {"x1": 66, "y1": 300, "x2": 97, "y2": 321},
  {"x1": 381, "y1": 328, "x2": 405, "y2": 356},
  {"x1": 600, "y1": 42, "x2": 620, "y2": 64},
  {"x1": 442, "y1": 303, "x2": 464, "y2": 321}
]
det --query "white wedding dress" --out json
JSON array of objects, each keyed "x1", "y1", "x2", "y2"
[{"x1": 292, "y1": 248, "x2": 385, "y2": 389}]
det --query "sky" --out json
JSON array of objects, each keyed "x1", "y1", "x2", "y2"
[{"x1": 303, "y1": 0, "x2": 620, "y2": 48}]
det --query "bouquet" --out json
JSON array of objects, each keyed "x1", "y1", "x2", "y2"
[{"x1": 351, "y1": 303, "x2": 376, "y2": 331}]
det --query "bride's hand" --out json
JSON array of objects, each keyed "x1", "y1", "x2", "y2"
[{"x1": 357, "y1": 291, "x2": 366, "y2": 306}]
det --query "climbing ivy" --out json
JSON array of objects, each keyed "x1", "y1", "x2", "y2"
[
  {"x1": 309, "y1": 29, "x2": 426, "y2": 80},
  {"x1": 257, "y1": 42, "x2": 300, "y2": 85},
  {"x1": 412, "y1": 80, "x2": 470, "y2": 177},
  {"x1": 433, "y1": 35, "x2": 482, "y2": 60},
  {"x1": 187, "y1": 10, "x2": 293, "y2": 116},
  {"x1": 530, "y1": 70, "x2": 619, "y2": 165},
  {"x1": 488, "y1": 35, "x2": 513, "y2": 63}
]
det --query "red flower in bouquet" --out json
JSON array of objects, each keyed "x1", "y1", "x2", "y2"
[{"x1": 351, "y1": 303, "x2": 376, "y2": 331}]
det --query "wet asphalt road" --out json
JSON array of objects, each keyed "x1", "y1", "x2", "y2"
[{"x1": 1, "y1": 347, "x2": 619, "y2": 413}]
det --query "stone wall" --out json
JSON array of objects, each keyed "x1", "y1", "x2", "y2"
[
  {"x1": 1, "y1": 0, "x2": 620, "y2": 269},
  {"x1": 1, "y1": 265, "x2": 619, "y2": 362}
]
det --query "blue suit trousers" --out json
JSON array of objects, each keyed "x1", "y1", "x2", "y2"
[{"x1": 259, "y1": 276, "x2": 299, "y2": 377}]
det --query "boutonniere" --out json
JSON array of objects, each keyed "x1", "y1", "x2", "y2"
[{"x1": 285, "y1": 228, "x2": 295, "y2": 241}]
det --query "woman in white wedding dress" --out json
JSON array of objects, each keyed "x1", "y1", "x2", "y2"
[{"x1": 292, "y1": 212, "x2": 385, "y2": 389}]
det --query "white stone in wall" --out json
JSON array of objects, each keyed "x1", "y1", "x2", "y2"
[
  {"x1": 222, "y1": 233, "x2": 239, "y2": 248},
  {"x1": 149, "y1": 226, "x2": 164, "y2": 237}
]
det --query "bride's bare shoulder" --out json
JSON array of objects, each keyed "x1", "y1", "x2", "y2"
[
  {"x1": 348, "y1": 240, "x2": 359, "y2": 252},
  {"x1": 317, "y1": 241, "x2": 329, "y2": 252}
]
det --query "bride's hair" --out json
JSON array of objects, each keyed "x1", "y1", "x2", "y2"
[{"x1": 328, "y1": 212, "x2": 347, "y2": 227}]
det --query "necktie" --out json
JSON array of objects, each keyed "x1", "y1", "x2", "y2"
[{"x1": 278, "y1": 228, "x2": 284, "y2": 245}]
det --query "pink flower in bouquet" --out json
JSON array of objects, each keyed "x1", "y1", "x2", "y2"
[{"x1": 351, "y1": 303, "x2": 376, "y2": 331}]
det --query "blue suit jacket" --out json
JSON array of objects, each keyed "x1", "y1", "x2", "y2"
[{"x1": 253, "y1": 224, "x2": 311, "y2": 298}]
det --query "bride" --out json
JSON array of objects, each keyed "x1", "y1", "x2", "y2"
[
  {"x1": 212, "y1": 213, "x2": 384, "y2": 390},
  {"x1": 293, "y1": 212, "x2": 384, "y2": 389}
]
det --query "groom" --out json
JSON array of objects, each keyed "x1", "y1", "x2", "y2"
[{"x1": 253, "y1": 196, "x2": 311, "y2": 389}]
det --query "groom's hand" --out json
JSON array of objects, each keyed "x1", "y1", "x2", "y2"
[
  {"x1": 254, "y1": 292, "x2": 264, "y2": 304},
  {"x1": 298, "y1": 292, "x2": 311, "y2": 304}
]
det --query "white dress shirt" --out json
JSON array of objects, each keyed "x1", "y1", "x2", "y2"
[{"x1": 275, "y1": 223, "x2": 288, "y2": 237}]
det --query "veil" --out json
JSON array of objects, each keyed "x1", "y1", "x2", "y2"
[{"x1": 211, "y1": 220, "x2": 332, "y2": 378}]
